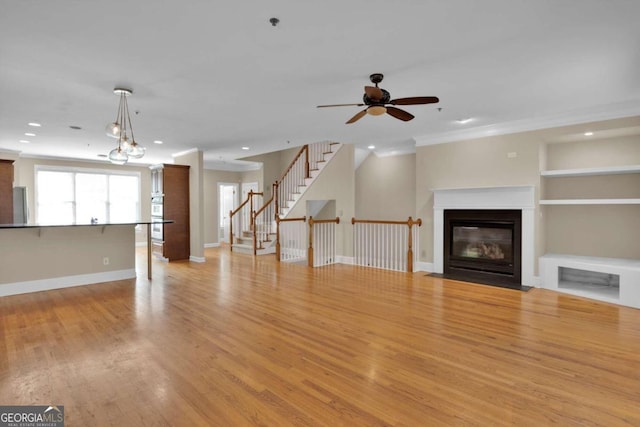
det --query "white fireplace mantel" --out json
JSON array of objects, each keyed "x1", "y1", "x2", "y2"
[{"x1": 432, "y1": 186, "x2": 536, "y2": 286}]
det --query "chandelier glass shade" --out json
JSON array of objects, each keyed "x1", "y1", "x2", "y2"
[{"x1": 107, "y1": 88, "x2": 145, "y2": 164}]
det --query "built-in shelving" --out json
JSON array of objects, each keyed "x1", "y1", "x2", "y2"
[
  {"x1": 540, "y1": 254, "x2": 640, "y2": 309},
  {"x1": 541, "y1": 165, "x2": 640, "y2": 177},
  {"x1": 540, "y1": 164, "x2": 640, "y2": 205},
  {"x1": 539, "y1": 198, "x2": 640, "y2": 205}
]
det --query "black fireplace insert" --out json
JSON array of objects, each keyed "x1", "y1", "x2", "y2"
[{"x1": 444, "y1": 209, "x2": 522, "y2": 289}]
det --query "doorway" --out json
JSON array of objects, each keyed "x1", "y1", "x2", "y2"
[
  {"x1": 218, "y1": 183, "x2": 239, "y2": 243},
  {"x1": 241, "y1": 182, "x2": 259, "y2": 202}
]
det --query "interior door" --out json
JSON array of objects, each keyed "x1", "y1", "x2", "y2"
[{"x1": 219, "y1": 183, "x2": 238, "y2": 243}]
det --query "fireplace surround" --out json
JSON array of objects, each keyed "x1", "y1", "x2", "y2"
[{"x1": 432, "y1": 186, "x2": 536, "y2": 288}]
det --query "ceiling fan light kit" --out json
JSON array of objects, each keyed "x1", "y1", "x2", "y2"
[
  {"x1": 106, "y1": 87, "x2": 145, "y2": 164},
  {"x1": 317, "y1": 73, "x2": 439, "y2": 124}
]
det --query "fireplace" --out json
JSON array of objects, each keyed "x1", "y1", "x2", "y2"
[
  {"x1": 444, "y1": 209, "x2": 522, "y2": 288},
  {"x1": 432, "y1": 186, "x2": 535, "y2": 288}
]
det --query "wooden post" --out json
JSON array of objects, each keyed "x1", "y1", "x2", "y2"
[
  {"x1": 275, "y1": 215, "x2": 281, "y2": 262},
  {"x1": 304, "y1": 145, "x2": 310, "y2": 178},
  {"x1": 406, "y1": 217, "x2": 422, "y2": 272},
  {"x1": 249, "y1": 190, "x2": 254, "y2": 229},
  {"x1": 308, "y1": 216, "x2": 314, "y2": 267},
  {"x1": 407, "y1": 216, "x2": 414, "y2": 273},
  {"x1": 252, "y1": 210, "x2": 257, "y2": 256},
  {"x1": 229, "y1": 210, "x2": 233, "y2": 246},
  {"x1": 273, "y1": 182, "x2": 279, "y2": 224}
]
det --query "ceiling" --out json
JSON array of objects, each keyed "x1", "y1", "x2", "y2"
[{"x1": 2, "y1": 0, "x2": 640, "y2": 170}]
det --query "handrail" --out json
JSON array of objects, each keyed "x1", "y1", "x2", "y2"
[
  {"x1": 278, "y1": 144, "x2": 310, "y2": 184},
  {"x1": 252, "y1": 182, "x2": 278, "y2": 255},
  {"x1": 309, "y1": 217, "x2": 341, "y2": 225},
  {"x1": 351, "y1": 216, "x2": 422, "y2": 272},
  {"x1": 351, "y1": 218, "x2": 422, "y2": 226},
  {"x1": 276, "y1": 216, "x2": 306, "y2": 261},
  {"x1": 278, "y1": 216, "x2": 307, "y2": 223},
  {"x1": 229, "y1": 190, "x2": 263, "y2": 249},
  {"x1": 254, "y1": 183, "x2": 276, "y2": 218},
  {"x1": 231, "y1": 190, "x2": 262, "y2": 217},
  {"x1": 308, "y1": 216, "x2": 340, "y2": 267}
]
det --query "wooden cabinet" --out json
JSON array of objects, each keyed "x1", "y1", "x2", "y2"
[
  {"x1": 150, "y1": 164, "x2": 190, "y2": 261},
  {"x1": 0, "y1": 160, "x2": 14, "y2": 224}
]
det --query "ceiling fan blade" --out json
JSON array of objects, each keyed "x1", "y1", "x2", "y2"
[
  {"x1": 386, "y1": 106, "x2": 415, "y2": 122},
  {"x1": 364, "y1": 86, "x2": 383, "y2": 101},
  {"x1": 317, "y1": 103, "x2": 364, "y2": 108},
  {"x1": 346, "y1": 109, "x2": 367, "y2": 124},
  {"x1": 389, "y1": 96, "x2": 439, "y2": 106}
]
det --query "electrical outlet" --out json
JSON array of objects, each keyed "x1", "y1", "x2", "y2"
[{"x1": 103, "y1": 257, "x2": 109, "y2": 265}]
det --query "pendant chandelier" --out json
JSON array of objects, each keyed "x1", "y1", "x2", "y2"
[{"x1": 106, "y1": 87, "x2": 145, "y2": 164}]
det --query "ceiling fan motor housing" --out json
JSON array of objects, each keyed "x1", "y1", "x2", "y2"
[{"x1": 363, "y1": 88, "x2": 391, "y2": 105}]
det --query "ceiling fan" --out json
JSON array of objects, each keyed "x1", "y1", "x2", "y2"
[{"x1": 317, "y1": 73, "x2": 439, "y2": 124}]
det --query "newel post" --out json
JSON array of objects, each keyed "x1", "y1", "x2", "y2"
[
  {"x1": 406, "y1": 217, "x2": 422, "y2": 272},
  {"x1": 304, "y1": 145, "x2": 310, "y2": 179},
  {"x1": 275, "y1": 214, "x2": 281, "y2": 262},
  {"x1": 308, "y1": 216, "x2": 314, "y2": 267},
  {"x1": 229, "y1": 209, "x2": 234, "y2": 249},
  {"x1": 252, "y1": 210, "x2": 258, "y2": 256},
  {"x1": 273, "y1": 182, "x2": 279, "y2": 223},
  {"x1": 249, "y1": 190, "x2": 254, "y2": 229}
]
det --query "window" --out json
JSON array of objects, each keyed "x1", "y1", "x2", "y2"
[{"x1": 36, "y1": 166, "x2": 141, "y2": 225}]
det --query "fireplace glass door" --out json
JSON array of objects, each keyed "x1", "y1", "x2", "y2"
[
  {"x1": 444, "y1": 209, "x2": 522, "y2": 285},
  {"x1": 452, "y1": 225, "x2": 513, "y2": 263}
]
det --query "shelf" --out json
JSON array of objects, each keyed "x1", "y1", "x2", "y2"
[
  {"x1": 541, "y1": 165, "x2": 640, "y2": 177},
  {"x1": 539, "y1": 198, "x2": 640, "y2": 205},
  {"x1": 556, "y1": 281, "x2": 620, "y2": 303}
]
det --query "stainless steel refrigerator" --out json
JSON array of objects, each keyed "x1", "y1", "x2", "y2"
[{"x1": 13, "y1": 186, "x2": 28, "y2": 224}]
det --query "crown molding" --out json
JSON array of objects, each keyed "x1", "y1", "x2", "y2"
[{"x1": 414, "y1": 100, "x2": 640, "y2": 147}]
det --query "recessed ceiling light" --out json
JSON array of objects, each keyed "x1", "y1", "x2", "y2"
[
  {"x1": 27, "y1": 122, "x2": 41, "y2": 127},
  {"x1": 153, "y1": 140, "x2": 163, "y2": 144},
  {"x1": 69, "y1": 125, "x2": 82, "y2": 130},
  {"x1": 24, "y1": 132, "x2": 36, "y2": 137},
  {"x1": 241, "y1": 146, "x2": 250, "y2": 150},
  {"x1": 97, "y1": 154, "x2": 108, "y2": 158},
  {"x1": 368, "y1": 145, "x2": 375, "y2": 149},
  {"x1": 584, "y1": 132, "x2": 593, "y2": 136},
  {"x1": 19, "y1": 140, "x2": 30, "y2": 144},
  {"x1": 456, "y1": 118, "x2": 473, "y2": 124}
]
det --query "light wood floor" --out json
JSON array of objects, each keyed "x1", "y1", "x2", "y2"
[{"x1": 1, "y1": 248, "x2": 640, "y2": 426}]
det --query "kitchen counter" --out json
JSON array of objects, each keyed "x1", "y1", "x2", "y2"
[{"x1": 0, "y1": 220, "x2": 173, "y2": 297}]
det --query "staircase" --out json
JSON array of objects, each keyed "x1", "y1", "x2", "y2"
[{"x1": 230, "y1": 141, "x2": 341, "y2": 255}]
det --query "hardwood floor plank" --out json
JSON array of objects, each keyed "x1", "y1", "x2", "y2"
[{"x1": 1, "y1": 248, "x2": 640, "y2": 426}]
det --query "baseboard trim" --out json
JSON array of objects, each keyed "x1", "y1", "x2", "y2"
[
  {"x1": 190, "y1": 256, "x2": 206, "y2": 263},
  {"x1": 415, "y1": 262, "x2": 435, "y2": 273},
  {"x1": 337, "y1": 256, "x2": 354, "y2": 265},
  {"x1": 528, "y1": 275, "x2": 541, "y2": 288},
  {"x1": 0, "y1": 269, "x2": 136, "y2": 297},
  {"x1": 204, "y1": 243, "x2": 220, "y2": 248}
]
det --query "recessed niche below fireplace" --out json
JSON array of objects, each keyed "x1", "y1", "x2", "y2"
[{"x1": 444, "y1": 209, "x2": 522, "y2": 288}]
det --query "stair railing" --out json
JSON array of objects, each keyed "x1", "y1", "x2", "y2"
[
  {"x1": 229, "y1": 190, "x2": 263, "y2": 250},
  {"x1": 248, "y1": 141, "x2": 339, "y2": 255},
  {"x1": 308, "y1": 216, "x2": 340, "y2": 267},
  {"x1": 307, "y1": 142, "x2": 335, "y2": 172},
  {"x1": 276, "y1": 216, "x2": 307, "y2": 262},
  {"x1": 276, "y1": 145, "x2": 310, "y2": 217},
  {"x1": 351, "y1": 217, "x2": 422, "y2": 272},
  {"x1": 252, "y1": 183, "x2": 277, "y2": 255}
]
